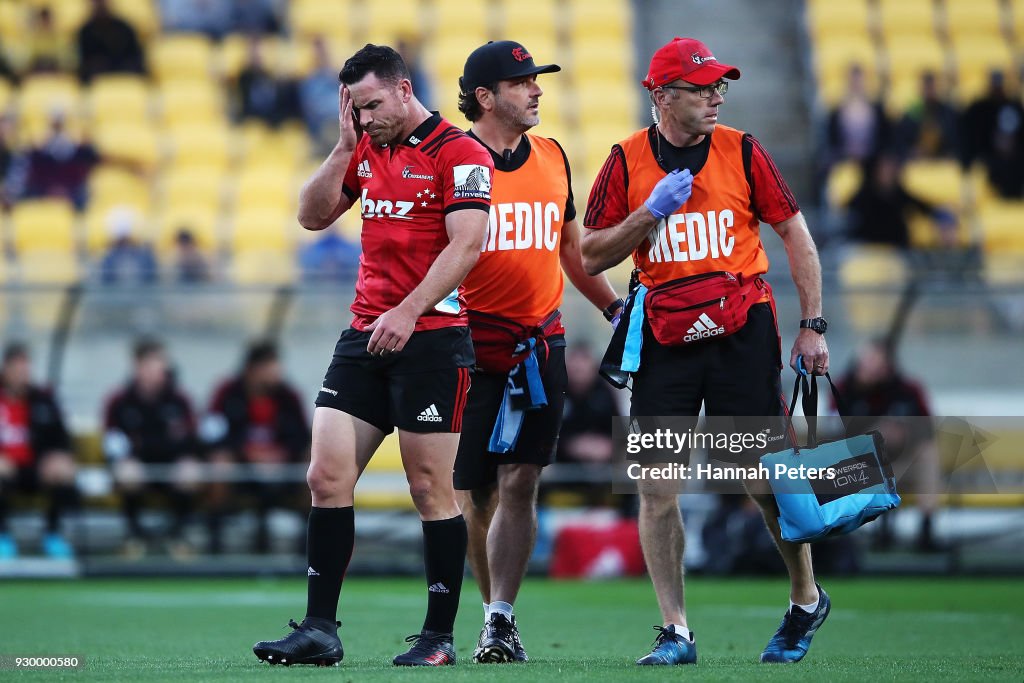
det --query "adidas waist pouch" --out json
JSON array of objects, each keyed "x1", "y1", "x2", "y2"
[
  {"x1": 469, "y1": 309, "x2": 564, "y2": 374},
  {"x1": 760, "y1": 371, "x2": 901, "y2": 543},
  {"x1": 644, "y1": 271, "x2": 768, "y2": 346},
  {"x1": 488, "y1": 337, "x2": 550, "y2": 453}
]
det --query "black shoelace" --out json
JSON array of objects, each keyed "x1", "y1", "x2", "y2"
[
  {"x1": 650, "y1": 625, "x2": 679, "y2": 648},
  {"x1": 403, "y1": 632, "x2": 450, "y2": 656},
  {"x1": 779, "y1": 609, "x2": 815, "y2": 646}
]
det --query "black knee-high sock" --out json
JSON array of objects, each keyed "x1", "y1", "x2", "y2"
[
  {"x1": 305, "y1": 506, "x2": 354, "y2": 621},
  {"x1": 170, "y1": 489, "x2": 193, "y2": 538},
  {"x1": 421, "y1": 515, "x2": 467, "y2": 634},
  {"x1": 47, "y1": 485, "x2": 80, "y2": 534},
  {"x1": 0, "y1": 486, "x2": 9, "y2": 533}
]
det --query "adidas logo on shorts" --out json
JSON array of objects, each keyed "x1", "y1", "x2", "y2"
[
  {"x1": 684, "y1": 313, "x2": 725, "y2": 342},
  {"x1": 428, "y1": 582, "x2": 449, "y2": 593},
  {"x1": 356, "y1": 159, "x2": 372, "y2": 178},
  {"x1": 417, "y1": 404, "x2": 443, "y2": 422}
]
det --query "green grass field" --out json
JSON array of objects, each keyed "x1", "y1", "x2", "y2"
[{"x1": 1, "y1": 576, "x2": 1022, "y2": 681}]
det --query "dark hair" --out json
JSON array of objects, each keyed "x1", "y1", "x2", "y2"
[
  {"x1": 457, "y1": 81, "x2": 498, "y2": 122},
  {"x1": 244, "y1": 340, "x2": 278, "y2": 368},
  {"x1": 339, "y1": 44, "x2": 410, "y2": 86},
  {"x1": 133, "y1": 336, "x2": 164, "y2": 361},
  {"x1": 2, "y1": 341, "x2": 28, "y2": 365}
]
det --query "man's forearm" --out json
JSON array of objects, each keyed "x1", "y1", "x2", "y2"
[
  {"x1": 561, "y1": 221, "x2": 620, "y2": 309},
  {"x1": 582, "y1": 206, "x2": 658, "y2": 275},
  {"x1": 297, "y1": 144, "x2": 354, "y2": 229},
  {"x1": 779, "y1": 215, "x2": 823, "y2": 318}
]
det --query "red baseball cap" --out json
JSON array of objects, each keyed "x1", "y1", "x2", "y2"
[{"x1": 642, "y1": 37, "x2": 741, "y2": 90}]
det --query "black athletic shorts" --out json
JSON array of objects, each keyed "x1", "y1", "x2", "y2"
[
  {"x1": 315, "y1": 326, "x2": 475, "y2": 434},
  {"x1": 453, "y1": 340, "x2": 567, "y2": 490},
  {"x1": 630, "y1": 303, "x2": 787, "y2": 462}
]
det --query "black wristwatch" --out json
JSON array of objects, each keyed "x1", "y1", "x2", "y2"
[
  {"x1": 800, "y1": 317, "x2": 828, "y2": 334},
  {"x1": 603, "y1": 298, "x2": 625, "y2": 321}
]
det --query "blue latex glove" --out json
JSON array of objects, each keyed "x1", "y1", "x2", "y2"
[{"x1": 644, "y1": 168, "x2": 693, "y2": 219}]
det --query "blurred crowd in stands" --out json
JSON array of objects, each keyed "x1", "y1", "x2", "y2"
[{"x1": 824, "y1": 63, "x2": 1024, "y2": 252}]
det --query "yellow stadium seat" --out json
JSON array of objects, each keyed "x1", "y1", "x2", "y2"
[
  {"x1": 574, "y1": 80, "x2": 637, "y2": 129},
  {"x1": 231, "y1": 209, "x2": 295, "y2": 252},
  {"x1": 362, "y1": 0, "x2": 424, "y2": 45},
  {"x1": 943, "y1": 0, "x2": 1006, "y2": 40},
  {"x1": 88, "y1": 165, "x2": 151, "y2": 211},
  {"x1": 826, "y1": 161, "x2": 863, "y2": 209},
  {"x1": 1012, "y1": 0, "x2": 1024, "y2": 41},
  {"x1": 566, "y1": 0, "x2": 631, "y2": 43},
  {"x1": 949, "y1": 36, "x2": 1016, "y2": 104},
  {"x1": 431, "y1": 0, "x2": 491, "y2": 37},
  {"x1": 219, "y1": 33, "x2": 285, "y2": 80},
  {"x1": 149, "y1": 34, "x2": 214, "y2": 83},
  {"x1": 876, "y1": 0, "x2": 937, "y2": 40},
  {"x1": 161, "y1": 166, "x2": 226, "y2": 213},
  {"x1": 230, "y1": 249, "x2": 296, "y2": 285},
  {"x1": 282, "y1": 36, "x2": 334, "y2": 79},
  {"x1": 159, "y1": 79, "x2": 225, "y2": 125},
  {"x1": 805, "y1": 0, "x2": 872, "y2": 41},
  {"x1": 496, "y1": 0, "x2": 559, "y2": 45},
  {"x1": 977, "y1": 200, "x2": 1024, "y2": 252},
  {"x1": 985, "y1": 253, "x2": 1024, "y2": 284},
  {"x1": 155, "y1": 205, "x2": 220, "y2": 253},
  {"x1": 813, "y1": 35, "x2": 881, "y2": 106},
  {"x1": 0, "y1": 1, "x2": 23, "y2": 44},
  {"x1": 580, "y1": 125, "x2": 626, "y2": 184},
  {"x1": 10, "y1": 198, "x2": 76, "y2": 253},
  {"x1": 883, "y1": 36, "x2": 946, "y2": 105},
  {"x1": 569, "y1": 40, "x2": 632, "y2": 85},
  {"x1": 166, "y1": 123, "x2": 232, "y2": 170},
  {"x1": 233, "y1": 165, "x2": 297, "y2": 213},
  {"x1": 902, "y1": 160, "x2": 964, "y2": 209},
  {"x1": 30, "y1": 0, "x2": 89, "y2": 37},
  {"x1": 108, "y1": 0, "x2": 159, "y2": 39},
  {"x1": 17, "y1": 72, "x2": 80, "y2": 121},
  {"x1": 839, "y1": 245, "x2": 909, "y2": 333},
  {"x1": 93, "y1": 121, "x2": 161, "y2": 169},
  {"x1": 87, "y1": 74, "x2": 151, "y2": 125},
  {"x1": 17, "y1": 250, "x2": 80, "y2": 284},
  {"x1": 289, "y1": 0, "x2": 356, "y2": 41}
]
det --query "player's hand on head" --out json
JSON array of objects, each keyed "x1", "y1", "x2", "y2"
[
  {"x1": 644, "y1": 168, "x2": 693, "y2": 219},
  {"x1": 365, "y1": 305, "x2": 418, "y2": 356},
  {"x1": 339, "y1": 85, "x2": 359, "y2": 153}
]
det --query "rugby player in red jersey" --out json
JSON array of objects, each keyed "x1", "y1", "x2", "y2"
[{"x1": 254, "y1": 44, "x2": 493, "y2": 668}]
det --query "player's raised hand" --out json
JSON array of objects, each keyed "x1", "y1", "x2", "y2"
[
  {"x1": 338, "y1": 85, "x2": 359, "y2": 153},
  {"x1": 365, "y1": 304, "x2": 418, "y2": 356}
]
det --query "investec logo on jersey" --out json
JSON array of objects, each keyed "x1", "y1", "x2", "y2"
[
  {"x1": 647, "y1": 209, "x2": 736, "y2": 263},
  {"x1": 361, "y1": 188, "x2": 414, "y2": 220},
  {"x1": 484, "y1": 202, "x2": 560, "y2": 252}
]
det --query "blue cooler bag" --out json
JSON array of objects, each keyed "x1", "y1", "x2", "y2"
[{"x1": 760, "y1": 363, "x2": 900, "y2": 543}]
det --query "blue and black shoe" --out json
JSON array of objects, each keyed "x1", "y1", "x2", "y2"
[
  {"x1": 760, "y1": 584, "x2": 831, "y2": 663},
  {"x1": 636, "y1": 625, "x2": 697, "y2": 665}
]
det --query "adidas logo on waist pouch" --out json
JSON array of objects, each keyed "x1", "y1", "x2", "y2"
[{"x1": 684, "y1": 313, "x2": 726, "y2": 342}]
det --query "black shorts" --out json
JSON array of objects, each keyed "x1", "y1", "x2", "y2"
[
  {"x1": 454, "y1": 341, "x2": 567, "y2": 490},
  {"x1": 631, "y1": 303, "x2": 787, "y2": 462},
  {"x1": 315, "y1": 326, "x2": 475, "y2": 434}
]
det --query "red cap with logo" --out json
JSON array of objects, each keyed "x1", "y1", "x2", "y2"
[{"x1": 642, "y1": 37, "x2": 741, "y2": 90}]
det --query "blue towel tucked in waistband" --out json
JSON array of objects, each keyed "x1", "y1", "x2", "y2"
[
  {"x1": 621, "y1": 284, "x2": 648, "y2": 373},
  {"x1": 488, "y1": 338, "x2": 548, "y2": 453}
]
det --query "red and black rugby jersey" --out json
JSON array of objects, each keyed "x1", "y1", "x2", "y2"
[{"x1": 341, "y1": 112, "x2": 494, "y2": 331}]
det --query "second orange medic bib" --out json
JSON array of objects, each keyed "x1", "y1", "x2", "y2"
[{"x1": 461, "y1": 134, "x2": 569, "y2": 326}]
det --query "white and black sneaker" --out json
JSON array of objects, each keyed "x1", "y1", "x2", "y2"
[
  {"x1": 253, "y1": 617, "x2": 342, "y2": 666},
  {"x1": 474, "y1": 613, "x2": 516, "y2": 663}
]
